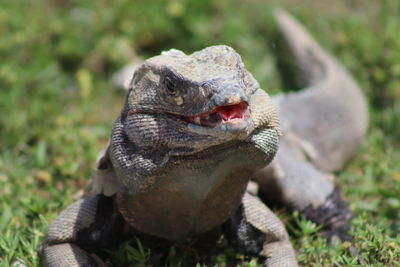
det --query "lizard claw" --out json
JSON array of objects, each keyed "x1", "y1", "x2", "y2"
[{"x1": 302, "y1": 187, "x2": 353, "y2": 243}]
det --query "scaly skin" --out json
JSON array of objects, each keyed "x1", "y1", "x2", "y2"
[
  {"x1": 40, "y1": 10, "x2": 368, "y2": 266},
  {"x1": 40, "y1": 44, "x2": 296, "y2": 266}
]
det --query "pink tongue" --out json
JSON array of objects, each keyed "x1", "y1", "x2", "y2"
[{"x1": 216, "y1": 102, "x2": 248, "y2": 121}]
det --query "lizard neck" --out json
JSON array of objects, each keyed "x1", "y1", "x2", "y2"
[{"x1": 116, "y1": 128, "x2": 278, "y2": 240}]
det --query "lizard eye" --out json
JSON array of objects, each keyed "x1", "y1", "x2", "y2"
[{"x1": 164, "y1": 76, "x2": 177, "y2": 93}]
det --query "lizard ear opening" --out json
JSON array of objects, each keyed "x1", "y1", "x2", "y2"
[{"x1": 89, "y1": 146, "x2": 122, "y2": 197}]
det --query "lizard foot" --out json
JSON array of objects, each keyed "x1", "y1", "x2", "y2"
[{"x1": 302, "y1": 187, "x2": 353, "y2": 242}]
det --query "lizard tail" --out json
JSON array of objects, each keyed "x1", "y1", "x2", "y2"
[
  {"x1": 273, "y1": 10, "x2": 368, "y2": 171},
  {"x1": 274, "y1": 9, "x2": 342, "y2": 86}
]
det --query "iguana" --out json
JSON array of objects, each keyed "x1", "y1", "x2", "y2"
[{"x1": 40, "y1": 10, "x2": 368, "y2": 266}]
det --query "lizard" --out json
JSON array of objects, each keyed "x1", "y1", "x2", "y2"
[{"x1": 40, "y1": 10, "x2": 367, "y2": 267}]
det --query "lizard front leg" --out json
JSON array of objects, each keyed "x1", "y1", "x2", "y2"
[
  {"x1": 223, "y1": 192, "x2": 297, "y2": 267},
  {"x1": 40, "y1": 195, "x2": 124, "y2": 267}
]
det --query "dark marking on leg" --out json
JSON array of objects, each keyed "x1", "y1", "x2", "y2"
[
  {"x1": 222, "y1": 204, "x2": 266, "y2": 257},
  {"x1": 302, "y1": 187, "x2": 353, "y2": 242},
  {"x1": 76, "y1": 195, "x2": 125, "y2": 249}
]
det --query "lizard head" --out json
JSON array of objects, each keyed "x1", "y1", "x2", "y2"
[
  {"x1": 101, "y1": 46, "x2": 280, "y2": 195},
  {"x1": 123, "y1": 46, "x2": 262, "y2": 141}
]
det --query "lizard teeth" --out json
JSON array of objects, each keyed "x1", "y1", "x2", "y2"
[
  {"x1": 179, "y1": 101, "x2": 248, "y2": 128},
  {"x1": 193, "y1": 117, "x2": 201, "y2": 125}
]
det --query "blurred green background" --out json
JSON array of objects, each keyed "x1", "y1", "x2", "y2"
[{"x1": 0, "y1": 0, "x2": 399, "y2": 266}]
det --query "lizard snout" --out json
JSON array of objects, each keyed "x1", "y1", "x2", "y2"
[{"x1": 211, "y1": 83, "x2": 248, "y2": 108}]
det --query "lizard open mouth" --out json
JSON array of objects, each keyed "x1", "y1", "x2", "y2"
[{"x1": 182, "y1": 101, "x2": 249, "y2": 128}]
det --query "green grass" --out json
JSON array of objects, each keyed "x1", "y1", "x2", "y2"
[{"x1": 0, "y1": 0, "x2": 399, "y2": 266}]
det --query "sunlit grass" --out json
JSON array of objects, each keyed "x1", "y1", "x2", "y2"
[{"x1": 0, "y1": 0, "x2": 399, "y2": 266}]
